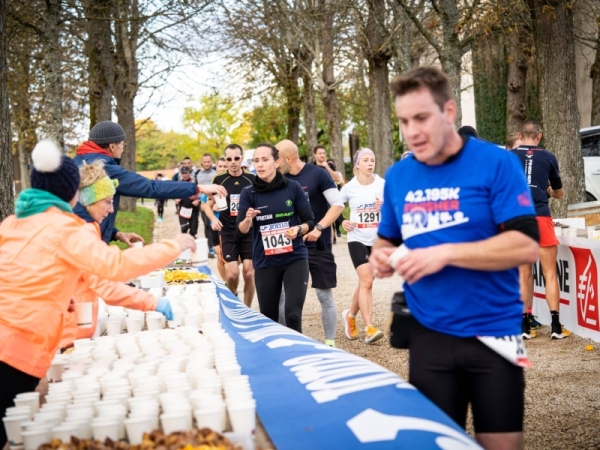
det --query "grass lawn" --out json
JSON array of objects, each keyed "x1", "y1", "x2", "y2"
[{"x1": 112, "y1": 206, "x2": 155, "y2": 249}]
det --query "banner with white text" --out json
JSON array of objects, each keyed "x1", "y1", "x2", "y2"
[{"x1": 197, "y1": 267, "x2": 481, "y2": 450}]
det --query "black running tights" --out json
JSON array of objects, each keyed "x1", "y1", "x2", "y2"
[{"x1": 254, "y1": 258, "x2": 309, "y2": 333}]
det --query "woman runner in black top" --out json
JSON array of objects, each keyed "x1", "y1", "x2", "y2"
[{"x1": 238, "y1": 143, "x2": 315, "y2": 332}]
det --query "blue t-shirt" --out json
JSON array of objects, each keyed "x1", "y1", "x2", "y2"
[
  {"x1": 238, "y1": 180, "x2": 314, "y2": 269},
  {"x1": 286, "y1": 164, "x2": 337, "y2": 248},
  {"x1": 511, "y1": 145, "x2": 561, "y2": 217},
  {"x1": 379, "y1": 138, "x2": 535, "y2": 338}
]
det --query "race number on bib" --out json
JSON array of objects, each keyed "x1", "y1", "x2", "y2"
[
  {"x1": 230, "y1": 194, "x2": 240, "y2": 216},
  {"x1": 477, "y1": 335, "x2": 532, "y2": 368},
  {"x1": 179, "y1": 207, "x2": 193, "y2": 219},
  {"x1": 356, "y1": 206, "x2": 380, "y2": 229},
  {"x1": 260, "y1": 222, "x2": 293, "y2": 256}
]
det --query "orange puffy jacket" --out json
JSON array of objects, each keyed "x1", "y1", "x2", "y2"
[{"x1": 0, "y1": 208, "x2": 179, "y2": 378}]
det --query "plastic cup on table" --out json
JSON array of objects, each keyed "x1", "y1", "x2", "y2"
[
  {"x1": 194, "y1": 406, "x2": 225, "y2": 433},
  {"x1": 227, "y1": 401, "x2": 256, "y2": 434},
  {"x1": 2, "y1": 414, "x2": 29, "y2": 446},
  {"x1": 21, "y1": 428, "x2": 51, "y2": 450},
  {"x1": 105, "y1": 319, "x2": 122, "y2": 336},
  {"x1": 5, "y1": 406, "x2": 32, "y2": 420},
  {"x1": 146, "y1": 315, "x2": 163, "y2": 331},
  {"x1": 52, "y1": 423, "x2": 80, "y2": 442},
  {"x1": 160, "y1": 412, "x2": 191, "y2": 434},
  {"x1": 192, "y1": 238, "x2": 209, "y2": 263},
  {"x1": 14, "y1": 392, "x2": 40, "y2": 416},
  {"x1": 126, "y1": 317, "x2": 143, "y2": 334},
  {"x1": 63, "y1": 419, "x2": 92, "y2": 440},
  {"x1": 132, "y1": 241, "x2": 143, "y2": 249},
  {"x1": 91, "y1": 418, "x2": 119, "y2": 442},
  {"x1": 124, "y1": 417, "x2": 152, "y2": 446}
]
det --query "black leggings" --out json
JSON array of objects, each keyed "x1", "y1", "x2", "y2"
[
  {"x1": 0, "y1": 361, "x2": 40, "y2": 445},
  {"x1": 156, "y1": 200, "x2": 164, "y2": 218},
  {"x1": 254, "y1": 258, "x2": 309, "y2": 333}
]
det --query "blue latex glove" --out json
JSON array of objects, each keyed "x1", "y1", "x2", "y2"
[{"x1": 156, "y1": 298, "x2": 173, "y2": 320}]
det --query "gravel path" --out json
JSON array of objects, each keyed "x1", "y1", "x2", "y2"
[{"x1": 152, "y1": 201, "x2": 600, "y2": 450}]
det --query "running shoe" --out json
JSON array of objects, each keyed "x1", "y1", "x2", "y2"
[
  {"x1": 364, "y1": 325, "x2": 384, "y2": 344},
  {"x1": 342, "y1": 309, "x2": 358, "y2": 340},
  {"x1": 157, "y1": 217, "x2": 163, "y2": 223},
  {"x1": 522, "y1": 317, "x2": 536, "y2": 340},
  {"x1": 325, "y1": 340, "x2": 335, "y2": 347},
  {"x1": 551, "y1": 323, "x2": 571, "y2": 340},
  {"x1": 528, "y1": 314, "x2": 542, "y2": 330},
  {"x1": 208, "y1": 248, "x2": 216, "y2": 259}
]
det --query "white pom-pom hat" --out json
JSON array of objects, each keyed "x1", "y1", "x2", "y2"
[
  {"x1": 30, "y1": 140, "x2": 81, "y2": 202},
  {"x1": 31, "y1": 140, "x2": 62, "y2": 173}
]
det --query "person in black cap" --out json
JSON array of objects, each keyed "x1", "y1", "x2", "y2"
[{"x1": 73, "y1": 121, "x2": 226, "y2": 245}]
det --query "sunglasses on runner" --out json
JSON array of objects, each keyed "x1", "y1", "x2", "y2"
[{"x1": 226, "y1": 156, "x2": 242, "y2": 162}]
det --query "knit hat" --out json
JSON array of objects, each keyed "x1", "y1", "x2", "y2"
[
  {"x1": 89, "y1": 121, "x2": 126, "y2": 145},
  {"x1": 30, "y1": 140, "x2": 81, "y2": 203}
]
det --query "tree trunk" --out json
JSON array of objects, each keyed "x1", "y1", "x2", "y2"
[
  {"x1": 0, "y1": 0, "x2": 13, "y2": 220},
  {"x1": 365, "y1": 0, "x2": 394, "y2": 176},
  {"x1": 302, "y1": 64, "x2": 318, "y2": 153},
  {"x1": 438, "y1": 0, "x2": 463, "y2": 125},
  {"x1": 319, "y1": 0, "x2": 343, "y2": 171},
  {"x1": 42, "y1": 0, "x2": 64, "y2": 146},
  {"x1": 506, "y1": 31, "x2": 529, "y2": 135},
  {"x1": 284, "y1": 79, "x2": 301, "y2": 143},
  {"x1": 18, "y1": 140, "x2": 30, "y2": 190},
  {"x1": 591, "y1": 27, "x2": 600, "y2": 126},
  {"x1": 528, "y1": 0, "x2": 584, "y2": 216},
  {"x1": 472, "y1": 32, "x2": 508, "y2": 144},
  {"x1": 114, "y1": 0, "x2": 137, "y2": 213},
  {"x1": 86, "y1": 0, "x2": 114, "y2": 127}
]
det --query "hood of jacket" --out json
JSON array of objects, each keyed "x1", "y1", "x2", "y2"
[{"x1": 15, "y1": 188, "x2": 73, "y2": 218}]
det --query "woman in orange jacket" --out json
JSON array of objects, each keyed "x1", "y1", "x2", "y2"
[
  {"x1": 0, "y1": 141, "x2": 196, "y2": 445},
  {"x1": 59, "y1": 160, "x2": 170, "y2": 348}
]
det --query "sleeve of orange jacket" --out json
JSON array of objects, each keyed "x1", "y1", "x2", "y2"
[
  {"x1": 58, "y1": 219, "x2": 180, "y2": 282},
  {"x1": 84, "y1": 273, "x2": 158, "y2": 311}
]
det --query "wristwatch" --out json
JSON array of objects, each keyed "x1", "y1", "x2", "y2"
[
  {"x1": 315, "y1": 224, "x2": 324, "y2": 232},
  {"x1": 297, "y1": 225, "x2": 303, "y2": 236}
]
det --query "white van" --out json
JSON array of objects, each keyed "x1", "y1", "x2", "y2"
[{"x1": 581, "y1": 126, "x2": 600, "y2": 201}]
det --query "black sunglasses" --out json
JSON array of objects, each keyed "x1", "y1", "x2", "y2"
[{"x1": 226, "y1": 156, "x2": 242, "y2": 162}]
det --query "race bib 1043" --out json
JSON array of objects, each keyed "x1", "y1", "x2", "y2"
[
  {"x1": 230, "y1": 194, "x2": 240, "y2": 216},
  {"x1": 260, "y1": 222, "x2": 293, "y2": 256}
]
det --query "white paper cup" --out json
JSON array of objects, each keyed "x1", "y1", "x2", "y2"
[
  {"x1": 132, "y1": 241, "x2": 144, "y2": 249},
  {"x1": 160, "y1": 412, "x2": 191, "y2": 434},
  {"x1": 21, "y1": 429, "x2": 51, "y2": 450},
  {"x1": 52, "y1": 424, "x2": 79, "y2": 442},
  {"x1": 74, "y1": 303, "x2": 93, "y2": 329},
  {"x1": 194, "y1": 405, "x2": 226, "y2": 432},
  {"x1": 14, "y1": 393, "x2": 40, "y2": 416},
  {"x1": 105, "y1": 319, "x2": 122, "y2": 336},
  {"x1": 63, "y1": 419, "x2": 92, "y2": 440},
  {"x1": 192, "y1": 238, "x2": 209, "y2": 264},
  {"x1": 214, "y1": 195, "x2": 228, "y2": 211},
  {"x1": 227, "y1": 403, "x2": 256, "y2": 434},
  {"x1": 129, "y1": 412, "x2": 159, "y2": 432},
  {"x1": 91, "y1": 419, "x2": 119, "y2": 442},
  {"x1": 124, "y1": 417, "x2": 152, "y2": 445},
  {"x1": 146, "y1": 316, "x2": 163, "y2": 331},
  {"x1": 2, "y1": 415, "x2": 29, "y2": 445},
  {"x1": 5, "y1": 407, "x2": 32, "y2": 419},
  {"x1": 388, "y1": 244, "x2": 410, "y2": 269},
  {"x1": 565, "y1": 228, "x2": 578, "y2": 237},
  {"x1": 554, "y1": 226, "x2": 562, "y2": 237},
  {"x1": 126, "y1": 318, "x2": 144, "y2": 334},
  {"x1": 46, "y1": 362, "x2": 66, "y2": 382}
]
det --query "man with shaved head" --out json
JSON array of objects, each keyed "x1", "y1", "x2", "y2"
[{"x1": 277, "y1": 139, "x2": 345, "y2": 347}]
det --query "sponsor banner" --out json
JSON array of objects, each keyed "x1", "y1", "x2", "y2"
[
  {"x1": 196, "y1": 267, "x2": 480, "y2": 449},
  {"x1": 532, "y1": 237, "x2": 600, "y2": 342}
]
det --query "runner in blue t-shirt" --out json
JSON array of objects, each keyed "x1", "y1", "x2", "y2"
[
  {"x1": 238, "y1": 143, "x2": 315, "y2": 333},
  {"x1": 369, "y1": 67, "x2": 540, "y2": 446}
]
